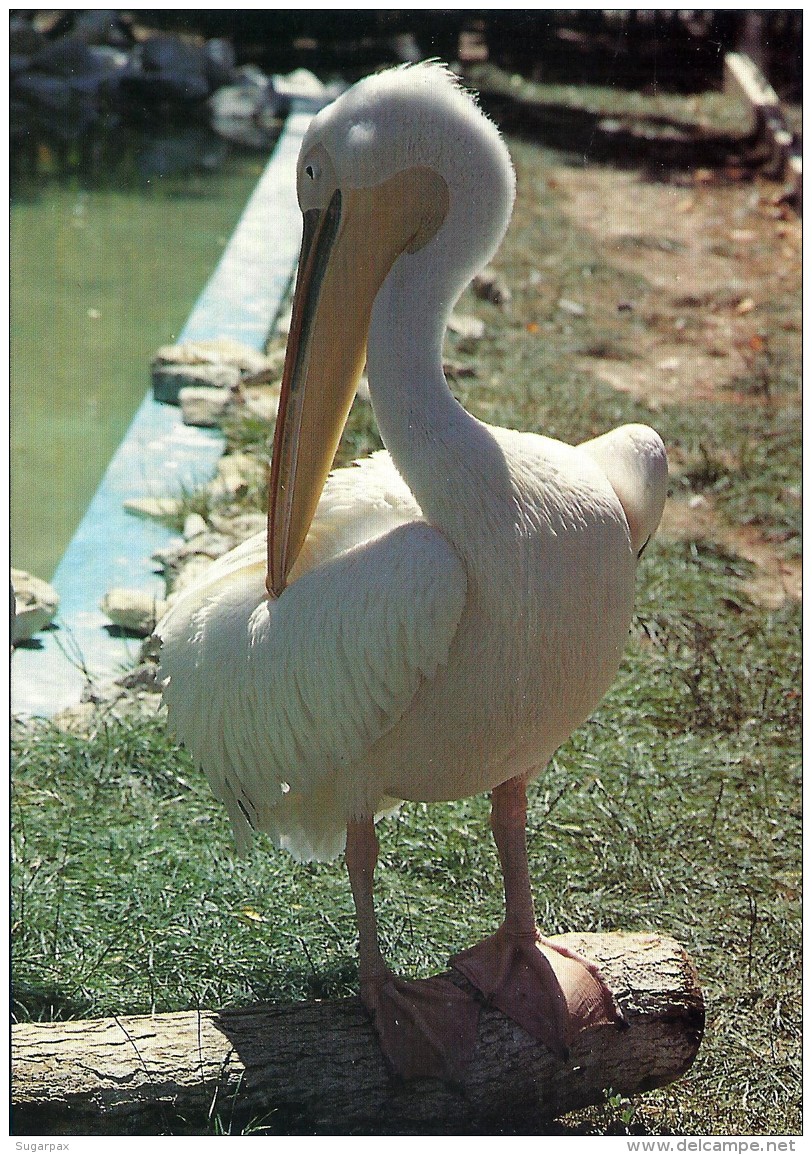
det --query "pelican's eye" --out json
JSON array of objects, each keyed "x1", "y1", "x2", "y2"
[{"x1": 297, "y1": 144, "x2": 338, "y2": 212}]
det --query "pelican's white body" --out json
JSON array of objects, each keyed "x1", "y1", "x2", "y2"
[{"x1": 157, "y1": 64, "x2": 667, "y2": 863}]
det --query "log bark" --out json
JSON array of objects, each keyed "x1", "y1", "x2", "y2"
[{"x1": 12, "y1": 932, "x2": 703, "y2": 1136}]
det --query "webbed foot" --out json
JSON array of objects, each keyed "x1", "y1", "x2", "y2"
[
  {"x1": 451, "y1": 926, "x2": 625, "y2": 1058},
  {"x1": 361, "y1": 970, "x2": 480, "y2": 1081}
]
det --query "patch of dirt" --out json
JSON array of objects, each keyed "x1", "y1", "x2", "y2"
[
  {"x1": 553, "y1": 164, "x2": 801, "y2": 407},
  {"x1": 552, "y1": 163, "x2": 801, "y2": 606},
  {"x1": 659, "y1": 497, "x2": 802, "y2": 609}
]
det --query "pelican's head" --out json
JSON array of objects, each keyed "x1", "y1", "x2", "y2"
[{"x1": 267, "y1": 63, "x2": 516, "y2": 595}]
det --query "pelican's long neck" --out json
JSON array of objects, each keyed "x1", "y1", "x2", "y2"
[
  {"x1": 365, "y1": 253, "x2": 521, "y2": 590},
  {"x1": 366, "y1": 259, "x2": 488, "y2": 528},
  {"x1": 363, "y1": 117, "x2": 516, "y2": 541}
]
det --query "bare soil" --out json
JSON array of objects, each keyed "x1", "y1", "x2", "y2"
[{"x1": 552, "y1": 162, "x2": 801, "y2": 607}]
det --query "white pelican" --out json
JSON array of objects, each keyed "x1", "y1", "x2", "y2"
[{"x1": 157, "y1": 61, "x2": 668, "y2": 1081}]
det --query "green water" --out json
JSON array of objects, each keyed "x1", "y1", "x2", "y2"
[{"x1": 10, "y1": 145, "x2": 265, "y2": 580}]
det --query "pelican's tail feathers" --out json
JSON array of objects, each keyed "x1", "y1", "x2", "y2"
[{"x1": 216, "y1": 771, "x2": 402, "y2": 864}]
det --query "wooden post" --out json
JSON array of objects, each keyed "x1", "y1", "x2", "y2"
[{"x1": 12, "y1": 932, "x2": 703, "y2": 1135}]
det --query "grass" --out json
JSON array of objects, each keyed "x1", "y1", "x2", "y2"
[
  {"x1": 467, "y1": 63, "x2": 756, "y2": 135},
  {"x1": 11, "y1": 130, "x2": 800, "y2": 1135}
]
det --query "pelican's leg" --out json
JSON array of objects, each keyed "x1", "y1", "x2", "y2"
[
  {"x1": 345, "y1": 818, "x2": 480, "y2": 1081},
  {"x1": 451, "y1": 776, "x2": 625, "y2": 1058}
]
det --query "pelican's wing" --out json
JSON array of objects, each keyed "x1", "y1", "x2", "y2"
[
  {"x1": 158, "y1": 456, "x2": 467, "y2": 858},
  {"x1": 289, "y1": 449, "x2": 423, "y2": 576},
  {"x1": 173, "y1": 449, "x2": 420, "y2": 594}
]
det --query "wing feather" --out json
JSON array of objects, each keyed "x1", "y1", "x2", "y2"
[{"x1": 158, "y1": 458, "x2": 467, "y2": 860}]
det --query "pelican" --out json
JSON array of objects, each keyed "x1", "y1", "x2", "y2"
[{"x1": 157, "y1": 62, "x2": 668, "y2": 1081}]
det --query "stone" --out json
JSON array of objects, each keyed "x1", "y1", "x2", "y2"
[
  {"x1": 273, "y1": 68, "x2": 337, "y2": 104},
  {"x1": 179, "y1": 385, "x2": 236, "y2": 427},
  {"x1": 209, "y1": 73, "x2": 280, "y2": 149},
  {"x1": 183, "y1": 513, "x2": 209, "y2": 540},
  {"x1": 153, "y1": 337, "x2": 271, "y2": 375},
  {"x1": 169, "y1": 532, "x2": 235, "y2": 566},
  {"x1": 209, "y1": 452, "x2": 266, "y2": 499},
  {"x1": 51, "y1": 701, "x2": 99, "y2": 734},
  {"x1": 240, "y1": 346, "x2": 285, "y2": 385},
  {"x1": 153, "y1": 362, "x2": 241, "y2": 406},
  {"x1": 210, "y1": 512, "x2": 266, "y2": 540},
  {"x1": 447, "y1": 312, "x2": 485, "y2": 341},
  {"x1": 116, "y1": 662, "x2": 160, "y2": 691},
  {"x1": 11, "y1": 569, "x2": 59, "y2": 644},
  {"x1": 100, "y1": 588, "x2": 167, "y2": 636},
  {"x1": 151, "y1": 338, "x2": 275, "y2": 404},
  {"x1": 443, "y1": 360, "x2": 478, "y2": 381},
  {"x1": 243, "y1": 385, "x2": 281, "y2": 422},
  {"x1": 472, "y1": 267, "x2": 512, "y2": 305},
  {"x1": 558, "y1": 298, "x2": 586, "y2": 317},
  {"x1": 123, "y1": 497, "x2": 183, "y2": 523}
]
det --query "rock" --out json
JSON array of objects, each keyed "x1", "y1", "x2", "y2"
[
  {"x1": 11, "y1": 24, "x2": 132, "y2": 141},
  {"x1": 159, "y1": 532, "x2": 235, "y2": 570},
  {"x1": 447, "y1": 312, "x2": 485, "y2": 341},
  {"x1": 116, "y1": 662, "x2": 160, "y2": 691},
  {"x1": 179, "y1": 385, "x2": 237, "y2": 428},
  {"x1": 66, "y1": 10, "x2": 132, "y2": 48},
  {"x1": 123, "y1": 497, "x2": 184, "y2": 523},
  {"x1": 241, "y1": 346, "x2": 286, "y2": 385},
  {"x1": 8, "y1": 16, "x2": 247, "y2": 145},
  {"x1": 11, "y1": 569, "x2": 59, "y2": 644},
  {"x1": 51, "y1": 701, "x2": 100, "y2": 734},
  {"x1": 443, "y1": 360, "x2": 478, "y2": 381},
  {"x1": 9, "y1": 17, "x2": 45, "y2": 57},
  {"x1": 120, "y1": 35, "x2": 211, "y2": 107},
  {"x1": 209, "y1": 452, "x2": 266, "y2": 499},
  {"x1": 153, "y1": 363, "x2": 242, "y2": 406},
  {"x1": 152, "y1": 339, "x2": 275, "y2": 404},
  {"x1": 154, "y1": 337, "x2": 272, "y2": 375},
  {"x1": 210, "y1": 512, "x2": 266, "y2": 540},
  {"x1": 187, "y1": 531, "x2": 235, "y2": 559},
  {"x1": 100, "y1": 589, "x2": 167, "y2": 636},
  {"x1": 209, "y1": 69, "x2": 280, "y2": 149},
  {"x1": 472, "y1": 267, "x2": 512, "y2": 305},
  {"x1": 558, "y1": 298, "x2": 586, "y2": 317},
  {"x1": 272, "y1": 68, "x2": 343, "y2": 112},
  {"x1": 203, "y1": 38, "x2": 236, "y2": 91},
  {"x1": 51, "y1": 679, "x2": 163, "y2": 734},
  {"x1": 183, "y1": 513, "x2": 209, "y2": 540},
  {"x1": 242, "y1": 386, "x2": 280, "y2": 423}
]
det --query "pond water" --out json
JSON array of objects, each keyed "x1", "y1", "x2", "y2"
[{"x1": 10, "y1": 130, "x2": 267, "y2": 580}]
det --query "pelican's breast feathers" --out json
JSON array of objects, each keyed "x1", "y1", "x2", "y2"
[{"x1": 157, "y1": 451, "x2": 467, "y2": 857}]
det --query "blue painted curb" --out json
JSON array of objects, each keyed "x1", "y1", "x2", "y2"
[{"x1": 12, "y1": 105, "x2": 314, "y2": 719}]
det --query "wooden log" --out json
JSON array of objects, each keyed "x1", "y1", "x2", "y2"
[
  {"x1": 724, "y1": 51, "x2": 802, "y2": 199},
  {"x1": 12, "y1": 932, "x2": 703, "y2": 1136}
]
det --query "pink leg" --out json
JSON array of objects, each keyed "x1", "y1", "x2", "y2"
[
  {"x1": 345, "y1": 818, "x2": 480, "y2": 1081},
  {"x1": 451, "y1": 776, "x2": 624, "y2": 1057}
]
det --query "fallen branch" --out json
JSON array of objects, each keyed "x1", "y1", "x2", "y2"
[{"x1": 12, "y1": 932, "x2": 703, "y2": 1135}]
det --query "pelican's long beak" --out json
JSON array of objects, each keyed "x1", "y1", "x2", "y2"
[{"x1": 266, "y1": 166, "x2": 448, "y2": 597}]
